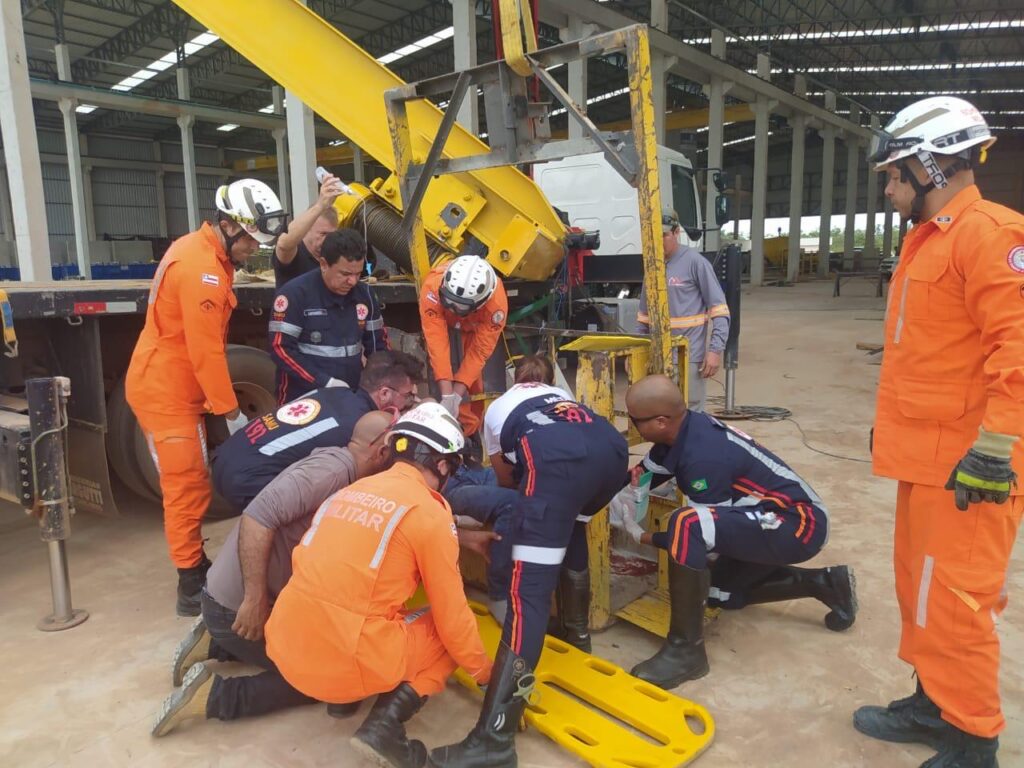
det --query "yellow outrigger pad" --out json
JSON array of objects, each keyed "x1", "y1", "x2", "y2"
[
  {"x1": 559, "y1": 334, "x2": 650, "y2": 353},
  {"x1": 452, "y1": 601, "x2": 715, "y2": 768}
]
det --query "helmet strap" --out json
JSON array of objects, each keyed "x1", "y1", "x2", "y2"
[
  {"x1": 900, "y1": 151, "x2": 973, "y2": 224},
  {"x1": 218, "y1": 215, "x2": 249, "y2": 267}
]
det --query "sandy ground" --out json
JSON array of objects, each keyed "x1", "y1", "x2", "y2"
[{"x1": 0, "y1": 277, "x2": 1020, "y2": 768}]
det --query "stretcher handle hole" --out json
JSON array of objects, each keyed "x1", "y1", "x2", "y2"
[
  {"x1": 542, "y1": 638, "x2": 571, "y2": 654},
  {"x1": 542, "y1": 682, "x2": 668, "y2": 746},
  {"x1": 634, "y1": 684, "x2": 670, "y2": 702},
  {"x1": 684, "y1": 713, "x2": 707, "y2": 736},
  {"x1": 584, "y1": 657, "x2": 618, "y2": 677},
  {"x1": 564, "y1": 726, "x2": 599, "y2": 747}
]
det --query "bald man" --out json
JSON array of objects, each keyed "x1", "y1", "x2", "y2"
[
  {"x1": 610, "y1": 375, "x2": 856, "y2": 689},
  {"x1": 156, "y1": 411, "x2": 396, "y2": 735}
]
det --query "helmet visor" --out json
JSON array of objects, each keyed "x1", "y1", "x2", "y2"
[
  {"x1": 256, "y1": 211, "x2": 289, "y2": 240},
  {"x1": 868, "y1": 130, "x2": 921, "y2": 165}
]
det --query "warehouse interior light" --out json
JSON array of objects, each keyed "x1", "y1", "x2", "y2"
[
  {"x1": 376, "y1": 26, "x2": 454, "y2": 66},
  {"x1": 684, "y1": 18, "x2": 1024, "y2": 45},
  {"x1": 110, "y1": 30, "x2": 219, "y2": 93}
]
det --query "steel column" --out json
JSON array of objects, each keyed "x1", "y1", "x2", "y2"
[
  {"x1": 176, "y1": 67, "x2": 199, "y2": 231},
  {"x1": 271, "y1": 86, "x2": 291, "y2": 211},
  {"x1": 703, "y1": 30, "x2": 726, "y2": 253},
  {"x1": 786, "y1": 74, "x2": 806, "y2": 283},
  {"x1": 882, "y1": 195, "x2": 894, "y2": 259},
  {"x1": 749, "y1": 54, "x2": 771, "y2": 286},
  {"x1": 864, "y1": 115, "x2": 880, "y2": 260},
  {"x1": 54, "y1": 43, "x2": 91, "y2": 277},
  {"x1": 843, "y1": 106, "x2": 861, "y2": 270},
  {"x1": 0, "y1": 2, "x2": 50, "y2": 279},
  {"x1": 565, "y1": 16, "x2": 588, "y2": 140},
  {"x1": 817, "y1": 91, "x2": 837, "y2": 277},
  {"x1": 453, "y1": 0, "x2": 479, "y2": 132}
]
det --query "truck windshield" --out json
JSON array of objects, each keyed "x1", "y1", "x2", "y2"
[{"x1": 670, "y1": 164, "x2": 699, "y2": 230}]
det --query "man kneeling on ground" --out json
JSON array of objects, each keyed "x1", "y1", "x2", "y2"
[
  {"x1": 153, "y1": 410, "x2": 396, "y2": 736},
  {"x1": 610, "y1": 374, "x2": 857, "y2": 690}
]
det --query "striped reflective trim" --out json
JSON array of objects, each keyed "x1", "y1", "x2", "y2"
[
  {"x1": 894, "y1": 276, "x2": 909, "y2": 344},
  {"x1": 575, "y1": 514, "x2": 593, "y2": 522},
  {"x1": 297, "y1": 342, "x2": 362, "y2": 358},
  {"x1": 694, "y1": 504, "x2": 716, "y2": 549},
  {"x1": 258, "y1": 418, "x2": 339, "y2": 456},
  {"x1": 670, "y1": 314, "x2": 709, "y2": 329},
  {"x1": 268, "y1": 320, "x2": 302, "y2": 337},
  {"x1": 642, "y1": 454, "x2": 672, "y2": 475},
  {"x1": 404, "y1": 606, "x2": 430, "y2": 624},
  {"x1": 512, "y1": 544, "x2": 567, "y2": 565},
  {"x1": 707, "y1": 303, "x2": 731, "y2": 318},
  {"x1": 197, "y1": 422, "x2": 209, "y2": 468},
  {"x1": 708, "y1": 586, "x2": 731, "y2": 602},
  {"x1": 723, "y1": 431, "x2": 830, "y2": 543},
  {"x1": 301, "y1": 494, "x2": 336, "y2": 547},
  {"x1": 369, "y1": 504, "x2": 411, "y2": 569},
  {"x1": 916, "y1": 555, "x2": 935, "y2": 628},
  {"x1": 364, "y1": 317, "x2": 384, "y2": 331},
  {"x1": 145, "y1": 432, "x2": 160, "y2": 474},
  {"x1": 148, "y1": 259, "x2": 172, "y2": 304}
]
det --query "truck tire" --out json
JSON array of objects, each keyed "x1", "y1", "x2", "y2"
[
  {"x1": 124, "y1": 345, "x2": 279, "y2": 518},
  {"x1": 106, "y1": 378, "x2": 159, "y2": 502}
]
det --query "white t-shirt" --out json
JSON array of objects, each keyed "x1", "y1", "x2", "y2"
[{"x1": 482, "y1": 383, "x2": 573, "y2": 463}]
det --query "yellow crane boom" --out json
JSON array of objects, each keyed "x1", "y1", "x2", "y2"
[{"x1": 172, "y1": 0, "x2": 567, "y2": 279}]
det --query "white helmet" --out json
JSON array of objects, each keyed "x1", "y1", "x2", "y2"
[
  {"x1": 391, "y1": 402, "x2": 465, "y2": 457},
  {"x1": 440, "y1": 255, "x2": 497, "y2": 315},
  {"x1": 869, "y1": 96, "x2": 995, "y2": 171},
  {"x1": 215, "y1": 179, "x2": 288, "y2": 245}
]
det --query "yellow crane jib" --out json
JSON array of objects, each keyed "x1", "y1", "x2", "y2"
[{"x1": 170, "y1": 0, "x2": 567, "y2": 281}]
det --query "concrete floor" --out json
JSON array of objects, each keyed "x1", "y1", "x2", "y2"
[{"x1": 1, "y1": 278, "x2": 1020, "y2": 768}]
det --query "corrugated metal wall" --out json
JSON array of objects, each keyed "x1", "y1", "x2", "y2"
[{"x1": 1, "y1": 129, "x2": 246, "y2": 265}]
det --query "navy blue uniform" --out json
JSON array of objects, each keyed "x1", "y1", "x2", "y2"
[
  {"x1": 483, "y1": 384, "x2": 628, "y2": 665},
  {"x1": 268, "y1": 269, "x2": 387, "y2": 403},
  {"x1": 211, "y1": 388, "x2": 376, "y2": 510},
  {"x1": 271, "y1": 239, "x2": 319, "y2": 288},
  {"x1": 642, "y1": 411, "x2": 830, "y2": 607}
]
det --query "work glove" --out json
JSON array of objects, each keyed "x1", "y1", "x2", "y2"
[
  {"x1": 608, "y1": 487, "x2": 645, "y2": 543},
  {"x1": 325, "y1": 378, "x2": 349, "y2": 388},
  {"x1": 441, "y1": 392, "x2": 462, "y2": 419},
  {"x1": 945, "y1": 428, "x2": 1018, "y2": 511},
  {"x1": 225, "y1": 411, "x2": 249, "y2": 436}
]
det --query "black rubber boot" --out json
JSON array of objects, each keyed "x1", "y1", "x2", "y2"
[
  {"x1": 922, "y1": 731, "x2": 999, "y2": 768},
  {"x1": 327, "y1": 701, "x2": 362, "y2": 718},
  {"x1": 350, "y1": 683, "x2": 428, "y2": 768},
  {"x1": 176, "y1": 556, "x2": 211, "y2": 617},
  {"x1": 428, "y1": 643, "x2": 534, "y2": 768},
  {"x1": 853, "y1": 681, "x2": 956, "y2": 751},
  {"x1": 630, "y1": 563, "x2": 710, "y2": 689},
  {"x1": 554, "y1": 568, "x2": 591, "y2": 653},
  {"x1": 744, "y1": 565, "x2": 858, "y2": 631}
]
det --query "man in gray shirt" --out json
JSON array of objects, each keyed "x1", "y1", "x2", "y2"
[
  {"x1": 159, "y1": 410, "x2": 396, "y2": 732},
  {"x1": 637, "y1": 209, "x2": 731, "y2": 412}
]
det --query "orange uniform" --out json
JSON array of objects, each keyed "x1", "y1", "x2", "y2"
[
  {"x1": 265, "y1": 461, "x2": 491, "y2": 702},
  {"x1": 419, "y1": 264, "x2": 508, "y2": 436},
  {"x1": 873, "y1": 185, "x2": 1024, "y2": 738},
  {"x1": 126, "y1": 222, "x2": 238, "y2": 568}
]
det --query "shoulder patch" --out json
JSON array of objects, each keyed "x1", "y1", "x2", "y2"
[
  {"x1": 691, "y1": 478, "x2": 708, "y2": 492},
  {"x1": 356, "y1": 303, "x2": 370, "y2": 320},
  {"x1": 276, "y1": 398, "x2": 321, "y2": 426},
  {"x1": 199, "y1": 298, "x2": 217, "y2": 313},
  {"x1": 425, "y1": 291, "x2": 438, "y2": 305},
  {"x1": 273, "y1": 295, "x2": 288, "y2": 313},
  {"x1": 201, "y1": 273, "x2": 220, "y2": 287},
  {"x1": 491, "y1": 310, "x2": 505, "y2": 325},
  {"x1": 1007, "y1": 245, "x2": 1024, "y2": 274}
]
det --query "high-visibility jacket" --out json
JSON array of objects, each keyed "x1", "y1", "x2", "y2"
[
  {"x1": 419, "y1": 263, "x2": 508, "y2": 388},
  {"x1": 265, "y1": 461, "x2": 491, "y2": 702},
  {"x1": 873, "y1": 185, "x2": 1024, "y2": 487},
  {"x1": 126, "y1": 222, "x2": 238, "y2": 416}
]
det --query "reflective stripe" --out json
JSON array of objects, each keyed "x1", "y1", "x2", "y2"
[
  {"x1": 268, "y1": 320, "x2": 302, "y2": 337},
  {"x1": 296, "y1": 342, "x2": 362, "y2": 358},
  {"x1": 258, "y1": 417, "x2": 339, "y2": 456},
  {"x1": 364, "y1": 317, "x2": 384, "y2": 331},
  {"x1": 575, "y1": 514, "x2": 593, "y2": 522},
  {"x1": 723, "y1": 431, "x2": 830, "y2": 544},
  {"x1": 148, "y1": 258, "x2": 172, "y2": 305},
  {"x1": 404, "y1": 606, "x2": 430, "y2": 624},
  {"x1": 197, "y1": 422, "x2": 209, "y2": 468},
  {"x1": 916, "y1": 555, "x2": 934, "y2": 628},
  {"x1": 707, "y1": 303, "x2": 731, "y2": 318},
  {"x1": 894, "y1": 276, "x2": 909, "y2": 344},
  {"x1": 670, "y1": 314, "x2": 708, "y2": 329},
  {"x1": 145, "y1": 432, "x2": 160, "y2": 475},
  {"x1": 512, "y1": 544, "x2": 567, "y2": 565},
  {"x1": 708, "y1": 586, "x2": 731, "y2": 601},
  {"x1": 369, "y1": 504, "x2": 411, "y2": 569},
  {"x1": 301, "y1": 494, "x2": 336, "y2": 547},
  {"x1": 694, "y1": 504, "x2": 716, "y2": 549}
]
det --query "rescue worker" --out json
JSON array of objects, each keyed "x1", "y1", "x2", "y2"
[
  {"x1": 419, "y1": 255, "x2": 507, "y2": 441},
  {"x1": 429, "y1": 365, "x2": 628, "y2": 768},
  {"x1": 153, "y1": 411, "x2": 395, "y2": 737},
  {"x1": 126, "y1": 178, "x2": 287, "y2": 616},
  {"x1": 272, "y1": 170, "x2": 345, "y2": 287},
  {"x1": 636, "y1": 209, "x2": 730, "y2": 412},
  {"x1": 266, "y1": 403, "x2": 490, "y2": 767},
  {"x1": 269, "y1": 227, "x2": 387, "y2": 403},
  {"x1": 853, "y1": 97, "x2": 1024, "y2": 768},
  {"x1": 211, "y1": 350, "x2": 422, "y2": 510},
  {"x1": 610, "y1": 374, "x2": 856, "y2": 690}
]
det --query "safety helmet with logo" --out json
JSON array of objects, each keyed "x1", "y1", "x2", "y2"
[
  {"x1": 869, "y1": 96, "x2": 995, "y2": 222},
  {"x1": 215, "y1": 179, "x2": 289, "y2": 246},
  {"x1": 389, "y1": 402, "x2": 465, "y2": 480},
  {"x1": 439, "y1": 255, "x2": 497, "y2": 316}
]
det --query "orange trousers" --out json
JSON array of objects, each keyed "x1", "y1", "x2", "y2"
[
  {"x1": 402, "y1": 608, "x2": 460, "y2": 698},
  {"x1": 457, "y1": 378, "x2": 484, "y2": 438},
  {"x1": 894, "y1": 481, "x2": 1023, "y2": 738},
  {"x1": 133, "y1": 409, "x2": 212, "y2": 569}
]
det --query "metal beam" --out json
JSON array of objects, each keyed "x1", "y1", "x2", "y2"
[
  {"x1": 786, "y1": 73, "x2": 806, "y2": 283},
  {"x1": 30, "y1": 78, "x2": 286, "y2": 129},
  {"x1": 817, "y1": 91, "x2": 836, "y2": 277},
  {"x1": 843, "y1": 105, "x2": 861, "y2": 269},
  {"x1": 749, "y1": 53, "x2": 771, "y2": 287},
  {"x1": 54, "y1": 42, "x2": 91, "y2": 277}
]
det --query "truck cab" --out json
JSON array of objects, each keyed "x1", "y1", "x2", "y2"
[{"x1": 535, "y1": 146, "x2": 703, "y2": 283}]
